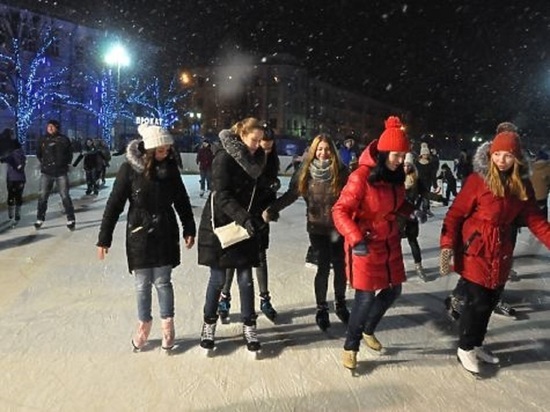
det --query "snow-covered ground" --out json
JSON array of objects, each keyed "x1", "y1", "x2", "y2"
[{"x1": 0, "y1": 175, "x2": 548, "y2": 411}]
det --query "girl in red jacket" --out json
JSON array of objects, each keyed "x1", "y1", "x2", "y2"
[
  {"x1": 440, "y1": 131, "x2": 550, "y2": 375},
  {"x1": 332, "y1": 116, "x2": 412, "y2": 370}
]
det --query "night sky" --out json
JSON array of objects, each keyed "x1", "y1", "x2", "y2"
[{"x1": 14, "y1": 0, "x2": 550, "y2": 138}]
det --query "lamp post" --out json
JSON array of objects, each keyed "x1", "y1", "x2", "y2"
[{"x1": 104, "y1": 43, "x2": 130, "y2": 148}]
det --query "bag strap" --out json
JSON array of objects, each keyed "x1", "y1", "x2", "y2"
[{"x1": 211, "y1": 182, "x2": 257, "y2": 230}]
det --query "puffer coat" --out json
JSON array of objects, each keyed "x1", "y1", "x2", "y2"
[
  {"x1": 440, "y1": 142, "x2": 550, "y2": 289},
  {"x1": 332, "y1": 140, "x2": 413, "y2": 291},
  {"x1": 97, "y1": 140, "x2": 196, "y2": 272},
  {"x1": 197, "y1": 131, "x2": 272, "y2": 269}
]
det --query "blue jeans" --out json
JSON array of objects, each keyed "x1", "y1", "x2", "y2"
[
  {"x1": 344, "y1": 285, "x2": 402, "y2": 351},
  {"x1": 133, "y1": 265, "x2": 174, "y2": 322},
  {"x1": 199, "y1": 169, "x2": 211, "y2": 191},
  {"x1": 36, "y1": 173, "x2": 75, "y2": 221},
  {"x1": 204, "y1": 266, "x2": 256, "y2": 324}
]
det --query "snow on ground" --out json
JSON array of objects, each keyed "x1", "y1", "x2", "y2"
[{"x1": 0, "y1": 175, "x2": 549, "y2": 411}]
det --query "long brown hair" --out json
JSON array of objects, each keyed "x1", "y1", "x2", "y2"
[
  {"x1": 230, "y1": 117, "x2": 264, "y2": 139},
  {"x1": 486, "y1": 157, "x2": 528, "y2": 200},
  {"x1": 297, "y1": 134, "x2": 342, "y2": 196}
]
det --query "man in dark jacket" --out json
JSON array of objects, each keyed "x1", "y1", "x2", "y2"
[{"x1": 34, "y1": 120, "x2": 76, "y2": 230}]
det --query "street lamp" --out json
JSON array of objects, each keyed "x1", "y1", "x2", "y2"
[{"x1": 104, "y1": 43, "x2": 130, "y2": 94}]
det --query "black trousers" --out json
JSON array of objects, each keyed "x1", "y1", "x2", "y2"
[{"x1": 458, "y1": 279, "x2": 503, "y2": 350}]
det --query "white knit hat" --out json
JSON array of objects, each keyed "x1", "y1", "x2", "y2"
[
  {"x1": 404, "y1": 152, "x2": 415, "y2": 165},
  {"x1": 419, "y1": 142, "x2": 430, "y2": 156},
  {"x1": 138, "y1": 124, "x2": 174, "y2": 150}
]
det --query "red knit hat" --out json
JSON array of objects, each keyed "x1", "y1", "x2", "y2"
[
  {"x1": 490, "y1": 131, "x2": 521, "y2": 158},
  {"x1": 377, "y1": 116, "x2": 410, "y2": 152}
]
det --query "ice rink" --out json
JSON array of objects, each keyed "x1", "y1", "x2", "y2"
[{"x1": 0, "y1": 175, "x2": 548, "y2": 411}]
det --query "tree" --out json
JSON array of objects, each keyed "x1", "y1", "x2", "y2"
[
  {"x1": 127, "y1": 76, "x2": 188, "y2": 128},
  {"x1": 0, "y1": 12, "x2": 70, "y2": 143}
]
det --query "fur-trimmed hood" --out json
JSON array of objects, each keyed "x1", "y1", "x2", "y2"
[
  {"x1": 218, "y1": 129, "x2": 265, "y2": 179},
  {"x1": 125, "y1": 139, "x2": 146, "y2": 173},
  {"x1": 472, "y1": 141, "x2": 531, "y2": 179}
]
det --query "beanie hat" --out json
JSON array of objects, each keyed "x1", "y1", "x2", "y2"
[
  {"x1": 490, "y1": 131, "x2": 521, "y2": 158},
  {"x1": 138, "y1": 124, "x2": 174, "y2": 150},
  {"x1": 496, "y1": 122, "x2": 518, "y2": 134},
  {"x1": 47, "y1": 119, "x2": 61, "y2": 130},
  {"x1": 404, "y1": 152, "x2": 415, "y2": 165},
  {"x1": 377, "y1": 116, "x2": 409, "y2": 152},
  {"x1": 419, "y1": 142, "x2": 430, "y2": 156}
]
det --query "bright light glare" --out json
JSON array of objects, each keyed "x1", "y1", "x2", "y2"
[{"x1": 105, "y1": 44, "x2": 130, "y2": 67}]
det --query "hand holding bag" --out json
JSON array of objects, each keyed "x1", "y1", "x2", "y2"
[{"x1": 212, "y1": 184, "x2": 256, "y2": 249}]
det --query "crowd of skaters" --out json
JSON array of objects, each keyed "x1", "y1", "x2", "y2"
[{"x1": 1, "y1": 115, "x2": 550, "y2": 377}]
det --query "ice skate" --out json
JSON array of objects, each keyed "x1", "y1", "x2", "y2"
[
  {"x1": 67, "y1": 220, "x2": 76, "y2": 231},
  {"x1": 315, "y1": 303, "x2": 330, "y2": 331},
  {"x1": 493, "y1": 300, "x2": 516, "y2": 318},
  {"x1": 200, "y1": 321, "x2": 217, "y2": 355},
  {"x1": 260, "y1": 293, "x2": 277, "y2": 322},
  {"x1": 243, "y1": 323, "x2": 261, "y2": 356},
  {"x1": 415, "y1": 263, "x2": 428, "y2": 282},
  {"x1": 475, "y1": 346, "x2": 499, "y2": 364},
  {"x1": 34, "y1": 220, "x2": 43, "y2": 230},
  {"x1": 457, "y1": 348, "x2": 480, "y2": 375},
  {"x1": 334, "y1": 300, "x2": 350, "y2": 325},
  {"x1": 217, "y1": 293, "x2": 231, "y2": 324},
  {"x1": 161, "y1": 317, "x2": 175, "y2": 352},
  {"x1": 363, "y1": 333, "x2": 383, "y2": 352},
  {"x1": 444, "y1": 295, "x2": 462, "y2": 321},
  {"x1": 342, "y1": 349, "x2": 358, "y2": 370},
  {"x1": 131, "y1": 320, "x2": 152, "y2": 352}
]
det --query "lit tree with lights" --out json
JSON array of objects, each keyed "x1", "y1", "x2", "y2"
[
  {"x1": 127, "y1": 76, "x2": 188, "y2": 128},
  {"x1": 0, "y1": 15, "x2": 71, "y2": 143}
]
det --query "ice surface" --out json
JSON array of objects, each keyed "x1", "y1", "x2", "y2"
[{"x1": 0, "y1": 175, "x2": 548, "y2": 411}]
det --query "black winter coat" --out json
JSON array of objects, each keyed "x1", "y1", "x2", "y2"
[
  {"x1": 197, "y1": 131, "x2": 271, "y2": 269},
  {"x1": 97, "y1": 140, "x2": 196, "y2": 272},
  {"x1": 36, "y1": 133, "x2": 73, "y2": 177}
]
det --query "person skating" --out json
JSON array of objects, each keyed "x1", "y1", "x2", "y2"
[
  {"x1": 332, "y1": 116, "x2": 414, "y2": 370},
  {"x1": 34, "y1": 120, "x2": 76, "y2": 230},
  {"x1": 196, "y1": 139, "x2": 214, "y2": 197},
  {"x1": 0, "y1": 128, "x2": 26, "y2": 224},
  {"x1": 97, "y1": 124, "x2": 196, "y2": 352},
  {"x1": 72, "y1": 138, "x2": 105, "y2": 195},
  {"x1": 439, "y1": 130, "x2": 550, "y2": 375},
  {"x1": 265, "y1": 134, "x2": 350, "y2": 332}
]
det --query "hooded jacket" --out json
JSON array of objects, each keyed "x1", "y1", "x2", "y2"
[
  {"x1": 440, "y1": 142, "x2": 550, "y2": 289},
  {"x1": 97, "y1": 139, "x2": 196, "y2": 272},
  {"x1": 332, "y1": 140, "x2": 413, "y2": 291},
  {"x1": 197, "y1": 130, "x2": 271, "y2": 269},
  {"x1": 36, "y1": 132, "x2": 73, "y2": 177}
]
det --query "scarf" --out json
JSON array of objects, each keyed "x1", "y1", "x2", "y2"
[{"x1": 309, "y1": 159, "x2": 333, "y2": 181}]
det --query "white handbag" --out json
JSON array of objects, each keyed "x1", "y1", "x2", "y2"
[{"x1": 211, "y1": 184, "x2": 256, "y2": 249}]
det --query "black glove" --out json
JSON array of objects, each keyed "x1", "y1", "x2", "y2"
[
  {"x1": 352, "y1": 241, "x2": 368, "y2": 256},
  {"x1": 243, "y1": 217, "x2": 267, "y2": 237},
  {"x1": 262, "y1": 208, "x2": 279, "y2": 223},
  {"x1": 269, "y1": 178, "x2": 281, "y2": 193}
]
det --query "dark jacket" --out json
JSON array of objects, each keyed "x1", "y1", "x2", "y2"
[
  {"x1": 97, "y1": 139, "x2": 196, "y2": 272},
  {"x1": 36, "y1": 132, "x2": 73, "y2": 177},
  {"x1": 197, "y1": 130, "x2": 269, "y2": 269},
  {"x1": 1, "y1": 146, "x2": 26, "y2": 182},
  {"x1": 73, "y1": 140, "x2": 105, "y2": 171}
]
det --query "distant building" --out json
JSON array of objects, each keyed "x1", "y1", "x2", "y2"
[{"x1": 179, "y1": 53, "x2": 408, "y2": 146}]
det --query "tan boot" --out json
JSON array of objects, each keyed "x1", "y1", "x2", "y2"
[
  {"x1": 161, "y1": 318, "x2": 175, "y2": 350},
  {"x1": 132, "y1": 320, "x2": 152, "y2": 351},
  {"x1": 362, "y1": 333, "x2": 383, "y2": 351},
  {"x1": 342, "y1": 350, "x2": 358, "y2": 369}
]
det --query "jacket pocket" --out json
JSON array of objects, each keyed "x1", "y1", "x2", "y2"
[{"x1": 463, "y1": 231, "x2": 483, "y2": 256}]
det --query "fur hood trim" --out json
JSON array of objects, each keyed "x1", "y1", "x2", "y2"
[
  {"x1": 218, "y1": 129, "x2": 265, "y2": 179},
  {"x1": 473, "y1": 141, "x2": 530, "y2": 179},
  {"x1": 125, "y1": 139, "x2": 146, "y2": 173}
]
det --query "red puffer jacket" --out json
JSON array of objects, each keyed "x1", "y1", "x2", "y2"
[
  {"x1": 332, "y1": 141, "x2": 412, "y2": 291},
  {"x1": 441, "y1": 172, "x2": 550, "y2": 289}
]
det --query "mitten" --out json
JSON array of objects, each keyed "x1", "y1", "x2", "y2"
[
  {"x1": 352, "y1": 241, "x2": 368, "y2": 256},
  {"x1": 440, "y1": 248, "x2": 453, "y2": 276}
]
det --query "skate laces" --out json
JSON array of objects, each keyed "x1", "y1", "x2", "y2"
[
  {"x1": 243, "y1": 324, "x2": 258, "y2": 343},
  {"x1": 201, "y1": 322, "x2": 216, "y2": 341}
]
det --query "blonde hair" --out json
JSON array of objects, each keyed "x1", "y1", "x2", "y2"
[
  {"x1": 486, "y1": 157, "x2": 528, "y2": 200},
  {"x1": 230, "y1": 117, "x2": 264, "y2": 139},
  {"x1": 297, "y1": 134, "x2": 342, "y2": 196}
]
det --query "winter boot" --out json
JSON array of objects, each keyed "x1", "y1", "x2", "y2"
[
  {"x1": 14, "y1": 206, "x2": 21, "y2": 222},
  {"x1": 66, "y1": 220, "x2": 76, "y2": 231},
  {"x1": 161, "y1": 317, "x2": 175, "y2": 351},
  {"x1": 493, "y1": 300, "x2": 516, "y2": 317},
  {"x1": 475, "y1": 346, "x2": 499, "y2": 364},
  {"x1": 457, "y1": 348, "x2": 480, "y2": 374},
  {"x1": 334, "y1": 300, "x2": 350, "y2": 324},
  {"x1": 8, "y1": 205, "x2": 14, "y2": 220},
  {"x1": 342, "y1": 350, "x2": 358, "y2": 370},
  {"x1": 260, "y1": 292, "x2": 277, "y2": 321},
  {"x1": 200, "y1": 320, "x2": 217, "y2": 350},
  {"x1": 34, "y1": 220, "x2": 44, "y2": 229},
  {"x1": 217, "y1": 293, "x2": 231, "y2": 322},
  {"x1": 131, "y1": 320, "x2": 152, "y2": 351},
  {"x1": 415, "y1": 263, "x2": 428, "y2": 282},
  {"x1": 315, "y1": 303, "x2": 331, "y2": 331},
  {"x1": 362, "y1": 333, "x2": 383, "y2": 351},
  {"x1": 243, "y1": 322, "x2": 261, "y2": 352}
]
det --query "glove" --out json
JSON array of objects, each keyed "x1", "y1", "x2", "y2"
[
  {"x1": 440, "y1": 248, "x2": 453, "y2": 276},
  {"x1": 262, "y1": 207, "x2": 279, "y2": 223},
  {"x1": 243, "y1": 217, "x2": 267, "y2": 237},
  {"x1": 352, "y1": 241, "x2": 368, "y2": 256},
  {"x1": 269, "y1": 178, "x2": 281, "y2": 193},
  {"x1": 413, "y1": 209, "x2": 428, "y2": 224}
]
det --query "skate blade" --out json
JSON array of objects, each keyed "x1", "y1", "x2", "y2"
[
  {"x1": 248, "y1": 348, "x2": 261, "y2": 360},
  {"x1": 203, "y1": 347, "x2": 216, "y2": 358},
  {"x1": 220, "y1": 317, "x2": 230, "y2": 325}
]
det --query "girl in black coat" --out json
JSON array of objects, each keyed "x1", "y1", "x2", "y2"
[
  {"x1": 197, "y1": 118, "x2": 270, "y2": 353},
  {"x1": 97, "y1": 124, "x2": 196, "y2": 352}
]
